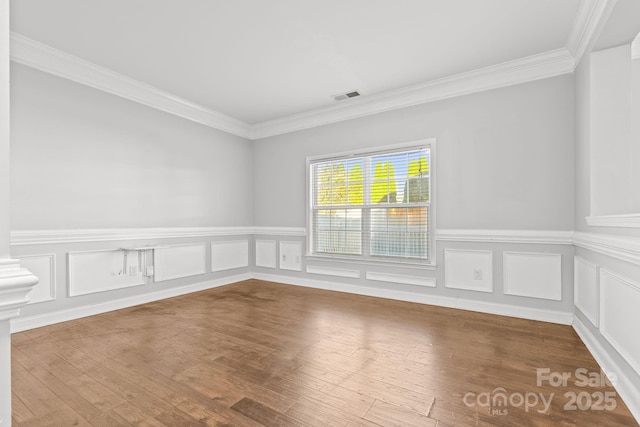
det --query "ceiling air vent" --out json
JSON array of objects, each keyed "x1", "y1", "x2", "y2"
[{"x1": 332, "y1": 90, "x2": 360, "y2": 101}]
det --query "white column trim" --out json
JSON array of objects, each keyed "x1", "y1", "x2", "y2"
[{"x1": 0, "y1": 259, "x2": 39, "y2": 321}]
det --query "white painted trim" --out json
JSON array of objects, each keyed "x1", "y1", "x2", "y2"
[
  {"x1": 10, "y1": 33, "x2": 252, "y2": 139},
  {"x1": 0, "y1": 259, "x2": 39, "y2": 322},
  {"x1": 599, "y1": 269, "x2": 640, "y2": 375},
  {"x1": 573, "y1": 232, "x2": 640, "y2": 266},
  {"x1": 586, "y1": 213, "x2": 640, "y2": 228},
  {"x1": 7, "y1": 2, "x2": 614, "y2": 141},
  {"x1": 252, "y1": 273, "x2": 573, "y2": 325},
  {"x1": 10, "y1": 226, "x2": 256, "y2": 245},
  {"x1": 436, "y1": 229, "x2": 574, "y2": 244},
  {"x1": 503, "y1": 251, "x2": 562, "y2": 301},
  {"x1": 443, "y1": 249, "x2": 493, "y2": 293},
  {"x1": 255, "y1": 240, "x2": 277, "y2": 269},
  {"x1": 10, "y1": 29, "x2": 577, "y2": 141},
  {"x1": 68, "y1": 249, "x2": 146, "y2": 297},
  {"x1": 307, "y1": 266, "x2": 360, "y2": 279},
  {"x1": 573, "y1": 256, "x2": 599, "y2": 327},
  {"x1": 573, "y1": 315, "x2": 640, "y2": 424},
  {"x1": 251, "y1": 49, "x2": 575, "y2": 139},
  {"x1": 153, "y1": 242, "x2": 207, "y2": 281},
  {"x1": 632, "y1": 33, "x2": 640, "y2": 60},
  {"x1": 12, "y1": 228, "x2": 640, "y2": 270},
  {"x1": 12, "y1": 227, "x2": 576, "y2": 246},
  {"x1": 279, "y1": 241, "x2": 303, "y2": 271},
  {"x1": 210, "y1": 240, "x2": 249, "y2": 272},
  {"x1": 566, "y1": 0, "x2": 618, "y2": 67},
  {"x1": 252, "y1": 226, "x2": 306, "y2": 237},
  {"x1": 11, "y1": 273, "x2": 251, "y2": 333},
  {"x1": 18, "y1": 253, "x2": 56, "y2": 304},
  {"x1": 365, "y1": 271, "x2": 435, "y2": 288}
]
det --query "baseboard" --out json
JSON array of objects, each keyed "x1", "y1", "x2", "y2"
[
  {"x1": 10, "y1": 273, "x2": 251, "y2": 333},
  {"x1": 573, "y1": 315, "x2": 640, "y2": 424},
  {"x1": 252, "y1": 273, "x2": 573, "y2": 325}
]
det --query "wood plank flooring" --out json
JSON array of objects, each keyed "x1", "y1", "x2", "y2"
[{"x1": 11, "y1": 279, "x2": 638, "y2": 426}]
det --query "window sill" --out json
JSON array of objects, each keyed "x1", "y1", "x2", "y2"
[{"x1": 306, "y1": 254, "x2": 436, "y2": 271}]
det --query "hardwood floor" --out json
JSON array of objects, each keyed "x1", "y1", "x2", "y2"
[{"x1": 11, "y1": 279, "x2": 638, "y2": 426}]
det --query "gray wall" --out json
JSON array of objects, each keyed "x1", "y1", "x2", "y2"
[
  {"x1": 10, "y1": 64, "x2": 254, "y2": 230},
  {"x1": 574, "y1": 55, "x2": 591, "y2": 233},
  {"x1": 254, "y1": 75, "x2": 575, "y2": 232}
]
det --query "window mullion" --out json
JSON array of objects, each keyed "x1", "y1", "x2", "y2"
[{"x1": 363, "y1": 157, "x2": 371, "y2": 258}]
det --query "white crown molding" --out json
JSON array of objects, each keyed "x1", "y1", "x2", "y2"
[
  {"x1": 632, "y1": 33, "x2": 640, "y2": 60},
  {"x1": 573, "y1": 231, "x2": 640, "y2": 266},
  {"x1": 0, "y1": 259, "x2": 39, "y2": 322},
  {"x1": 586, "y1": 213, "x2": 640, "y2": 228},
  {"x1": 9, "y1": 3, "x2": 614, "y2": 141},
  {"x1": 251, "y1": 48, "x2": 575, "y2": 139},
  {"x1": 10, "y1": 33, "x2": 252, "y2": 139},
  {"x1": 566, "y1": 0, "x2": 618, "y2": 66},
  {"x1": 436, "y1": 229, "x2": 574, "y2": 245}
]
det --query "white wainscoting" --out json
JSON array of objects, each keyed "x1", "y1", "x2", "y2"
[
  {"x1": 280, "y1": 241, "x2": 302, "y2": 271},
  {"x1": 154, "y1": 243, "x2": 207, "y2": 282},
  {"x1": 600, "y1": 269, "x2": 640, "y2": 376},
  {"x1": 211, "y1": 240, "x2": 249, "y2": 272},
  {"x1": 574, "y1": 256, "x2": 599, "y2": 327},
  {"x1": 307, "y1": 266, "x2": 360, "y2": 279},
  {"x1": 366, "y1": 271, "x2": 435, "y2": 287},
  {"x1": 444, "y1": 249, "x2": 493, "y2": 293},
  {"x1": 573, "y1": 232, "x2": 640, "y2": 267},
  {"x1": 255, "y1": 240, "x2": 277, "y2": 269},
  {"x1": 68, "y1": 249, "x2": 145, "y2": 297},
  {"x1": 503, "y1": 252, "x2": 562, "y2": 300},
  {"x1": 19, "y1": 254, "x2": 56, "y2": 304}
]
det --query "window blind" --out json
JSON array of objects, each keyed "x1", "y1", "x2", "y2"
[{"x1": 310, "y1": 146, "x2": 431, "y2": 262}]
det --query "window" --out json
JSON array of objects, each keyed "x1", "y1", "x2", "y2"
[{"x1": 308, "y1": 141, "x2": 433, "y2": 264}]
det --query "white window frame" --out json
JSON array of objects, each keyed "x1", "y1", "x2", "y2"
[{"x1": 306, "y1": 139, "x2": 436, "y2": 267}]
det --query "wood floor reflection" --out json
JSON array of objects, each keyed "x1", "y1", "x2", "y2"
[{"x1": 11, "y1": 279, "x2": 638, "y2": 426}]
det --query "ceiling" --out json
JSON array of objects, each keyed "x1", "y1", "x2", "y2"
[{"x1": 8, "y1": 1, "x2": 639, "y2": 137}]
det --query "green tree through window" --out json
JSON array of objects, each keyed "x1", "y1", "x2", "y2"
[
  {"x1": 406, "y1": 155, "x2": 429, "y2": 203},
  {"x1": 372, "y1": 161, "x2": 396, "y2": 203}
]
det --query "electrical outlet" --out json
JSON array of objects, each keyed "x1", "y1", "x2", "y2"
[{"x1": 473, "y1": 269, "x2": 483, "y2": 280}]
